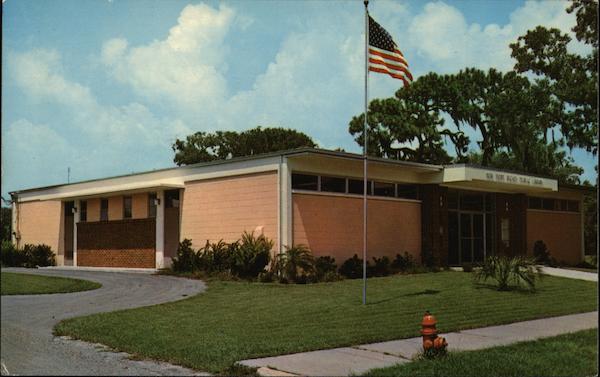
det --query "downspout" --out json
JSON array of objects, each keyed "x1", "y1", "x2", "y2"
[
  {"x1": 11, "y1": 193, "x2": 20, "y2": 248},
  {"x1": 278, "y1": 155, "x2": 283, "y2": 255}
]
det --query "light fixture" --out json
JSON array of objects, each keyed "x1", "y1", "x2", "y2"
[
  {"x1": 71, "y1": 207, "x2": 78, "y2": 213},
  {"x1": 153, "y1": 198, "x2": 161, "y2": 206}
]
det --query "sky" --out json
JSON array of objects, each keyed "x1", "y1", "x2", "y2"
[{"x1": 1, "y1": 0, "x2": 597, "y2": 200}]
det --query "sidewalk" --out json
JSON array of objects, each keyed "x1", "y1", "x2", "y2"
[
  {"x1": 239, "y1": 311, "x2": 598, "y2": 376},
  {"x1": 539, "y1": 266, "x2": 597, "y2": 282}
]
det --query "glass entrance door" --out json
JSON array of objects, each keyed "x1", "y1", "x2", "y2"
[{"x1": 460, "y1": 213, "x2": 484, "y2": 263}]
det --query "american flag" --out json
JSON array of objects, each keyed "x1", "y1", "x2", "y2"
[{"x1": 368, "y1": 15, "x2": 413, "y2": 86}]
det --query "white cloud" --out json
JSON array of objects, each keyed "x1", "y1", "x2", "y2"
[
  {"x1": 407, "y1": 1, "x2": 584, "y2": 74},
  {"x1": 102, "y1": 3, "x2": 234, "y2": 110},
  {"x1": 10, "y1": 49, "x2": 97, "y2": 109}
]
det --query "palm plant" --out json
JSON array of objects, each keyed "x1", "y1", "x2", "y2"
[
  {"x1": 272, "y1": 244, "x2": 315, "y2": 283},
  {"x1": 474, "y1": 255, "x2": 542, "y2": 291}
]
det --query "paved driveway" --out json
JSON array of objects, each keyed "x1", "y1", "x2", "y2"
[{"x1": 1, "y1": 268, "x2": 206, "y2": 376}]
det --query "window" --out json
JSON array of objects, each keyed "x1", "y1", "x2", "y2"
[
  {"x1": 320, "y1": 176, "x2": 346, "y2": 193},
  {"x1": 528, "y1": 197, "x2": 542, "y2": 209},
  {"x1": 100, "y1": 198, "x2": 108, "y2": 221},
  {"x1": 292, "y1": 173, "x2": 318, "y2": 191},
  {"x1": 148, "y1": 193, "x2": 157, "y2": 218},
  {"x1": 165, "y1": 189, "x2": 180, "y2": 208},
  {"x1": 567, "y1": 200, "x2": 579, "y2": 212},
  {"x1": 348, "y1": 179, "x2": 372, "y2": 195},
  {"x1": 460, "y1": 193, "x2": 484, "y2": 211},
  {"x1": 373, "y1": 181, "x2": 395, "y2": 197},
  {"x1": 397, "y1": 185, "x2": 419, "y2": 200},
  {"x1": 123, "y1": 196, "x2": 132, "y2": 219},
  {"x1": 542, "y1": 198, "x2": 555, "y2": 211},
  {"x1": 79, "y1": 200, "x2": 87, "y2": 222}
]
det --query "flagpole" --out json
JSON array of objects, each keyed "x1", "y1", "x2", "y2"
[{"x1": 362, "y1": 0, "x2": 369, "y2": 306}]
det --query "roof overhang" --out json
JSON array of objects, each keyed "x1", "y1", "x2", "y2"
[
  {"x1": 441, "y1": 166, "x2": 558, "y2": 193},
  {"x1": 16, "y1": 181, "x2": 185, "y2": 202}
]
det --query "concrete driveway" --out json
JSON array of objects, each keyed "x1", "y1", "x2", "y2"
[{"x1": 1, "y1": 268, "x2": 206, "y2": 376}]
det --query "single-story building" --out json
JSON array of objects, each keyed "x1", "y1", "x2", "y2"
[{"x1": 10, "y1": 148, "x2": 590, "y2": 269}]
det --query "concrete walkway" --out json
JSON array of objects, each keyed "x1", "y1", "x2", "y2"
[
  {"x1": 239, "y1": 311, "x2": 598, "y2": 376},
  {"x1": 1, "y1": 268, "x2": 207, "y2": 376},
  {"x1": 539, "y1": 266, "x2": 597, "y2": 281}
]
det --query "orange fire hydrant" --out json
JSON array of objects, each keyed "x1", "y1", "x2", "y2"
[{"x1": 420, "y1": 311, "x2": 448, "y2": 351}]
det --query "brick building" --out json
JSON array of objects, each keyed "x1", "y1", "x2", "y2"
[{"x1": 10, "y1": 148, "x2": 590, "y2": 268}]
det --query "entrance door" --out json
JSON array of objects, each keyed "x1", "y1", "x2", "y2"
[
  {"x1": 460, "y1": 213, "x2": 484, "y2": 264},
  {"x1": 64, "y1": 201, "x2": 74, "y2": 265}
]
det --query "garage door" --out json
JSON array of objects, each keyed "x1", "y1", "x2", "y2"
[{"x1": 77, "y1": 218, "x2": 156, "y2": 268}]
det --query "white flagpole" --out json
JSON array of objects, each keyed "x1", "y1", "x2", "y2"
[{"x1": 362, "y1": 0, "x2": 369, "y2": 305}]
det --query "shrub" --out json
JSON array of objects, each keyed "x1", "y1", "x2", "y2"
[
  {"x1": 230, "y1": 232, "x2": 273, "y2": 279},
  {"x1": 1, "y1": 241, "x2": 26, "y2": 267},
  {"x1": 200, "y1": 240, "x2": 233, "y2": 273},
  {"x1": 368, "y1": 256, "x2": 392, "y2": 277},
  {"x1": 1, "y1": 242, "x2": 55, "y2": 267},
  {"x1": 339, "y1": 254, "x2": 368, "y2": 279},
  {"x1": 23, "y1": 244, "x2": 56, "y2": 267},
  {"x1": 576, "y1": 255, "x2": 597, "y2": 270},
  {"x1": 171, "y1": 239, "x2": 199, "y2": 273},
  {"x1": 474, "y1": 255, "x2": 541, "y2": 291},
  {"x1": 391, "y1": 252, "x2": 416, "y2": 273},
  {"x1": 272, "y1": 244, "x2": 315, "y2": 283},
  {"x1": 533, "y1": 240, "x2": 551, "y2": 264},
  {"x1": 315, "y1": 256, "x2": 337, "y2": 280}
]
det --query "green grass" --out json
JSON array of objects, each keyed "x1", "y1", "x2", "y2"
[
  {"x1": 1, "y1": 272, "x2": 101, "y2": 295},
  {"x1": 363, "y1": 329, "x2": 598, "y2": 377},
  {"x1": 54, "y1": 272, "x2": 597, "y2": 373}
]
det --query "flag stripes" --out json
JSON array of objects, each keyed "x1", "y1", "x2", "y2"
[{"x1": 367, "y1": 16, "x2": 412, "y2": 85}]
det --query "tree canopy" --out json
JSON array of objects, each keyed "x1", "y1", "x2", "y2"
[
  {"x1": 348, "y1": 0, "x2": 597, "y2": 184},
  {"x1": 172, "y1": 126, "x2": 316, "y2": 166}
]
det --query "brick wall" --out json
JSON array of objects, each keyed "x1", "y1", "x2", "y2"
[
  {"x1": 77, "y1": 249, "x2": 155, "y2": 268},
  {"x1": 77, "y1": 218, "x2": 155, "y2": 268},
  {"x1": 16, "y1": 200, "x2": 63, "y2": 261},
  {"x1": 180, "y1": 171, "x2": 278, "y2": 249},
  {"x1": 293, "y1": 193, "x2": 421, "y2": 263}
]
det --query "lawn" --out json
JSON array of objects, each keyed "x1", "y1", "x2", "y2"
[
  {"x1": 1, "y1": 272, "x2": 101, "y2": 295},
  {"x1": 362, "y1": 329, "x2": 598, "y2": 377},
  {"x1": 54, "y1": 271, "x2": 597, "y2": 374}
]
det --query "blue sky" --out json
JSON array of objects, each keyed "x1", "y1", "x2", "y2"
[{"x1": 2, "y1": 0, "x2": 596, "y2": 200}]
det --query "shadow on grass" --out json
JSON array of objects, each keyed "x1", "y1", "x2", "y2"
[
  {"x1": 472, "y1": 282, "x2": 541, "y2": 294},
  {"x1": 368, "y1": 289, "x2": 440, "y2": 305}
]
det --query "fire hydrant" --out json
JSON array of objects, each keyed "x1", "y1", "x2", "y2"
[{"x1": 420, "y1": 311, "x2": 448, "y2": 351}]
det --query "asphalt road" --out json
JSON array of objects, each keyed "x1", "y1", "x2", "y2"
[{"x1": 1, "y1": 268, "x2": 207, "y2": 376}]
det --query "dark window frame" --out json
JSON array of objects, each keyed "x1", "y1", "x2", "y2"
[
  {"x1": 100, "y1": 198, "x2": 109, "y2": 221},
  {"x1": 291, "y1": 173, "x2": 319, "y2": 191},
  {"x1": 148, "y1": 193, "x2": 157, "y2": 218},
  {"x1": 79, "y1": 200, "x2": 87, "y2": 222},
  {"x1": 123, "y1": 196, "x2": 132, "y2": 219},
  {"x1": 320, "y1": 175, "x2": 347, "y2": 193}
]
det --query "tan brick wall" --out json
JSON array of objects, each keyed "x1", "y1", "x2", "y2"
[
  {"x1": 87, "y1": 198, "x2": 101, "y2": 222},
  {"x1": 77, "y1": 249, "x2": 155, "y2": 268},
  {"x1": 108, "y1": 196, "x2": 123, "y2": 220},
  {"x1": 526, "y1": 210, "x2": 582, "y2": 265},
  {"x1": 293, "y1": 193, "x2": 422, "y2": 263},
  {"x1": 180, "y1": 171, "x2": 278, "y2": 249},
  {"x1": 16, "y1": 200, "x2": 63, "y2": 260},
  {"x1": 132, "y1": 193, "x2": 148, "y2": 219}
]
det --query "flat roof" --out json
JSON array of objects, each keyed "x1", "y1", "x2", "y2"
[
  {"x1": 10, "y1": 147, "x2": 593, "y2": 196},
  {"x1": 10, "y1": 147, "x2": 441, "y2": 195}
]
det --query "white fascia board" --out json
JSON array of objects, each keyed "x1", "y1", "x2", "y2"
[
  {"x1": 16, "y1": 156, "x2": 282, "y2": 202},
  {"x1": 442, "y1": 166, "x2": 558, "y2": 191}
]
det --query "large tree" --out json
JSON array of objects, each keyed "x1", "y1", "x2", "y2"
[
  {"x1": 348, "y1": 73, "x2": 469, "y2": 164},
  {"x1": 172, "y1": 126, "x2": 316, "y2": 166},
  {"x1": 509, "y1": 0, "x2": 598, "y2": 155}
]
